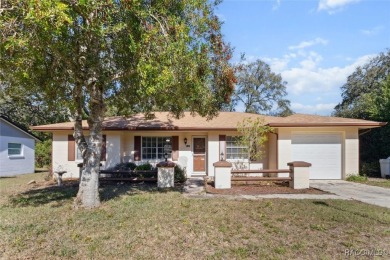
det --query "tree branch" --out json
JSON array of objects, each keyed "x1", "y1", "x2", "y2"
[{"x1": 0, "y1": 0, "x2": 14, "y2": 14}]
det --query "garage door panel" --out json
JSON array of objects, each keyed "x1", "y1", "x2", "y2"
[{"x1": 292, "y1": 133, "x2": 342, "y2": 179}]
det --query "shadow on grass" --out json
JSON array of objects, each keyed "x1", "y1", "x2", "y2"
[
  {"x1": 312, "y1": 201, "x2": 330, "y2": 207},
  {"x1": 8, "y1": 182, "x2": 79, "y2": 207},
  {"x1": 35, "y1": 169, "x2": 49, "y2": 173},
  {"x1": 8, "y1": 180, "x2": 184, "y2": 207},
  {"x1": 99, "y1": 180, "x2": 184, "y2": 202}
]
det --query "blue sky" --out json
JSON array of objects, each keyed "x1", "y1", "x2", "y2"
[{"x1": 216, "y1": 0, "x2": 390, "y2": 115}]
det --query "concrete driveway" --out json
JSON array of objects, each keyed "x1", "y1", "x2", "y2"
[{"x1": 310, "y1": 180, "x2": 390, "y2": 209}]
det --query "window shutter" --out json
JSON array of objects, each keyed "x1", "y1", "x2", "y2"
[
  {"x1": 101, "y1": 135, "x2": 106, "y2": 161},
  {"x1": 68, "y1": 135, "x2": 75, "y2": 161},
  {"x1": 172, "y1": 136, "x2": 179, "y2": 160},
  {"x1": 219, "y1": 135, "x2": 226, "y2": 160},
  {"x1": 134, "y1": 136, "x2": 141, "y2": 161}
]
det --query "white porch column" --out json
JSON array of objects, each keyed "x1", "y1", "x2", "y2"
[
  {"x1": 157, "y1": 161, "x2": 176, "y2": 188},
  {"x1": 213, "y1": 161, "x2": 232, "y2": 189},
  {"x1": 288, "y1": 161, "x2": 311, "y2": 189}
]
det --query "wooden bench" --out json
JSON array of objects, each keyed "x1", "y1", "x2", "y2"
[{"x1": 231, "y1": 169, "x2": 292, "y2": 182}]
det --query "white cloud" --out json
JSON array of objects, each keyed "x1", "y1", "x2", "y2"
[
  {"x1": 299, "y1": 51, "x2": 323, "y2": 70},
  {"x1": 361, "y1": 25, "x2": 384, "y2": 36},
  {"x1": 291, "y1": 102, "x2": 337, "y2": 115},
  {"x1": 288, "y1": 38, "x2": 328, "y2": 50},
  {"x1": 273, "y1": 0, "x2": 281, "y2": 11},
  {"x1": 318, "y1": 0, "x2": 360, "y2": 14},
  {"x1": 263, "y1": 51, "x2": 374, "y2": 115},
  {"x1": 263, "y1": 56, "x2": 290, "y2": 72},
  {"x1": 282, "y1": 54, "x2": 374, "y2": 95},
  {"x1": 250, "y1": 38, "x2": 375, "y2": 115}
]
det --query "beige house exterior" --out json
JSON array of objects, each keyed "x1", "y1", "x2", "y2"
[{"x1": 31, "y1": 112, "x2": 386, "y2": 180}]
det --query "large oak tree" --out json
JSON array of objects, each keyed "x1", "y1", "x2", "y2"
[
  {"x1": 334, "y1": 50, "x2": 390, "y2": 175},
  {"x1": 0, "y1": 0, "x2": 235, "y2": 208},
  {"x1": 228, "y1": 59, "x2": 292, "y2": 116}
]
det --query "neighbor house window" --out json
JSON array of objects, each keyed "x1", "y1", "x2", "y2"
[
  {"x1": 226, "y1": 136, "x2": 248, "y2": 160},
  {"x1": 142, "y1": 137, "x2": 172, "y2": 160},
  {"x1": 8, "y1": 143, "x2": 22, "y2": 156}
]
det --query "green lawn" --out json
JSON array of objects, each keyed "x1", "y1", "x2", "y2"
[
  {"x1": 347, "y1": 176, "x2": 390, "y2": 189},
  {"x1": 1, "y1": 173, "x2": 390, "y2": 259}
]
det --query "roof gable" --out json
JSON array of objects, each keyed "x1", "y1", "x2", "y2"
[{"x1": 0, "y1": 116, "x2": 41, "y2": 141}]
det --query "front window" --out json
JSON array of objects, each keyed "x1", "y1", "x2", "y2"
[
  {"x1": 142, "y1": 137, "x2": 172, "y2": 160},
  {"x1": 8, "y1": 143, "x2": 22, "y2": 156},
  {"x1": 226, "y1": 136, "x2": 248, "y2": 160}
]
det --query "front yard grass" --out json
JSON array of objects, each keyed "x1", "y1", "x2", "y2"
[
  {"x1": 347, "y1": 175, "x2": 390, "y2": 189},
  {"x1": 1, "y1": 173, "x2": 390, "y2": 259}
]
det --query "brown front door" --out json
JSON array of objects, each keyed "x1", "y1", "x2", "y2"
[{"x1": 193, "y1": 137, "x2": 206, "y2": 172}]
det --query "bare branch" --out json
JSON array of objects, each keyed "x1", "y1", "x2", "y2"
[{"x1": 149, "y1": 13, "x2": 168, "y2": 37}]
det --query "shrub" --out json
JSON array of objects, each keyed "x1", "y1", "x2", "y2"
[
  {"x1": 35, "y1": 139, "x2": 52, "y2": 168},
  {"x1": 174, "y1": 165, "x2": 186, "y2": 183},
  {"x1": 346, "y1": 175, "x2": 368, "y2": 182},
  {"x1": 360, "y1": 161, "x2": 381, "y2": 177},
  {"x1": 135, "y1": 163, "x2": 154, "y2": 171},
  {"x1": 112, "y1": 162, "x2": 137, "y2": 171}
]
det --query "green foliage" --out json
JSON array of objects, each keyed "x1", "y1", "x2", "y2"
[
  {"x1": 135, "y1": 163, "x2": 154, "y2": 171},
  {"x1": 35, "y1": 139, "x2": 52, "y2": 168},
  {"x1": 236, "y1": 117, "x2": 274, "y2": 161},
  {"x1": 230, "y1": 59, "x2": 292, "y2": 116},
  {"x1": 360, "y1": 161, "x2": 381, "y2": 177},
  {"x1": 346, "y1": 175, "x2": 368, "y2": 182},
  {"x1": 174, "y1": 165, "x2": 186, "y2": 183},
  {"x1": 335, "y1": 50, "x2": 390, "y2": 119},
  {"x1": 0, "y1": 0, "x2": 235, "y2": 120},
  {"x1": 366, "y1": 75, "x2": 390, "y2": 121},
  {"x1": 334, "y1": 50, "x2": 390, "y2": 167},
  {"x1": 0, "y1": 0, "x2": 236, "y2": 207},
  {"x1": 0, "y1": 93, "x2": 70, "y2": 140},
  {"x1": 110, "y1": 162, "x2": 137, "y2": 171}
]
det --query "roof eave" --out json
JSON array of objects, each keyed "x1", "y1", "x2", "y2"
[
  {"x1": 30, "y1": 126, "x2": 240, "y2": 132},
  {"x1": 268, "y1": 122, "x2": 387, "y2": 127}
]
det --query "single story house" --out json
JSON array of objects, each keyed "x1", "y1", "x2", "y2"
[
  {"x1": 0, "y1": 116, "x2": 41, "y2": 177},
  {"x1": 31, "y1": 112, "x2": 386, "y2": 180}
]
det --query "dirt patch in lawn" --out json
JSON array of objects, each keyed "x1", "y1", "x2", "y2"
[{"x1": 205, "y1": 181, "x2": 328, "y2": 195}]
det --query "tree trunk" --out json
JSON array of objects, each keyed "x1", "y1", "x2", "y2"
[
  {"x1": 73, "y1": 81, "x2": 105, "y2": 209},
  {"x1": 75, "y1": 149, "x2": 101, "y2": 208}
]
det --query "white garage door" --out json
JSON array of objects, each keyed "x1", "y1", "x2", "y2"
[{"x1": 291, "y1": 132, "x2": 342, "y2": 179}]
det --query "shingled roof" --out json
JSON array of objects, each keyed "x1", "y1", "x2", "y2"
[
  {"x1": 267, "y1": 113, "x2": 386, "y2": 127},
  {"x1": 30, "y1": 112, "x2": 386, "y2": 132}
]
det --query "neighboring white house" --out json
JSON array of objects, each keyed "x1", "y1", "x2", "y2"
[
  {"x1": 0, "y1": 116, "x2": 41, "y2": 177},
  {"x1": 31, "y1": 112, "x2": 386, "y2": 180}
]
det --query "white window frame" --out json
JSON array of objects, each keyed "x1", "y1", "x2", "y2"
[
  {"x1": 226, "y1": 136, "x2": 249, "y2": 161},
  {"x1": 8, "y1": 143, "x2": 23, "y2": 158},
  {"x1": 141, "y1": 136, "x2": 172, "y2": 161}
]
